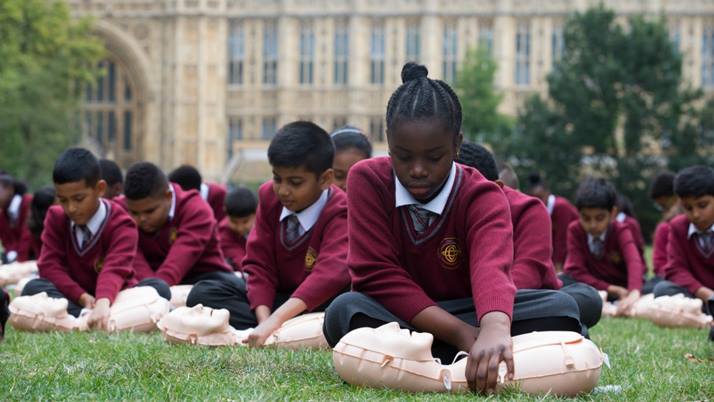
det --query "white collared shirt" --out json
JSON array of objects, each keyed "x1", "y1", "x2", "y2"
[
  {"x1": 72, "y1": 200, "x2": 107, "y2": 246},
  {"x1": 200, "y1": 182, "x2": 209, "y2": 201},
  {"x1": 687, "y1": 223, "x2": 714, "y2": 239},
  {"x1": 7, "y1": 194, "x2": 22, "y2": 224},
  {"x1": 394, "y1": 162, "x2": 456, "y2": 215},
  {"x1": 546, "y1": 194, "x2": 556, "y2": 216},
  {"x1": 279, "y1": 189, "x2": 330, "y2": 237},
  {"x1": 615, "y1": 212, "x2": 626, "y2": 223},
  {"x1": 169, "y1": 184, "x2": 177, "y2": 220}
]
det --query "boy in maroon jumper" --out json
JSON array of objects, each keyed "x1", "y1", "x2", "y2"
[
  {"x1": 122, "y1": 162, "x2": 235, "y2": 289},
  {"x1": 22, "y1": 148, "x2": 168, "y2": 329},
  {"x1": 99, "y1": 158, "x2": 124, "y2": 199},
  {"x1": 526, "y1": 173, "x2": 579, "y2": 272},
  {"x1": 22, "y1": 187, "x2": 56, "y2": 261},
  {"x1": 648, "y1": 171, "x2": 680, "y2": 286},
  {"x1": 218, "y1": 187, "x2": 257, "y2": 270},
  {"x1": 654, "y1": 166, "x2": 714, "y2": 318},
  {"x1": 187, "y1": 121, "x2": 350, "y2": 347},
  {"x1": 457, "y1": 142, "x2": 602, "y2": 330},
  {"x1": 324, "y1": 63, "x2": 582, "y2": 395},
  {"x1": 169, "y1": 165, "x2": 227, "y2": 222},
  {"x1": 615, "y1": 194, "x2": 646, "y2": 256},
  {"x1": 0, "y1": 172, "x2": 32, "y2": 263},
  {"x1": 561, "y1": 178, "x2": 645, "y2": 315}
]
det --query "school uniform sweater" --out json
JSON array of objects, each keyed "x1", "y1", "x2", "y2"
[
  {"x1": 652, "y1": 221, "x2": 671, "y2": 277},
  {"x1": 664, "y1": 214, "x2": 714, "y2": 294},
  {"x1": 131, "y1": 184, "x2": 231, "y2": 286},
  {"x1": 38, "y1": 200, "x2": 137, "y2": 304},
  {"x1": 203, "y1": 182, "x2": 227, "y2": 222},
  {"x1": 347, "y1": 157, "x2": 516, "y2": 323},
  {"x1": 218, "y1": 217, "x2": 247, "y2": 271},
  {"x1": 503, "y1": 187, "x2": 562, "y2": 290},
  {"x1": 549, "y1": 196, "x2": 579, "y2": 268},
  {"x1": 623, "y1": 215, "x2": 645, "y2": 256},
  {"x1": 0, "y1": 194, "x2": 32, "y2": 261},
  {"x1": 244, "y1": 182, "x2": 349, "y2": 311},
  {"x1": 563, "y1": 221, "x2": 645, "y2": 291}
]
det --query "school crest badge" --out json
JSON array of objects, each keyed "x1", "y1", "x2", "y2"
[
  {"x1": 305, "y1": 247, "x2": 317, "y2": 271},
  {"x1": 169, "y1": 227, "x2": 178, "y2": 244},
  {"x1": 439, "y1": 238, "x2": 461, "y2": 269},
  {"x1": 94, "y1": 256, "x2": 105, "y2": 273},
  {"x1": 609, "y1": 251, "x2": 622, "y2": 264}
]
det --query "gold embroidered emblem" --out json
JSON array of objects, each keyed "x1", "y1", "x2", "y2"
[
  {"x1": 169, "y1": 227, "x2": 178, "y2": 244},
  {"x1": 609, "y1": 251, "x2": 622, "y2": 264},
  {"x1": 94, "y1": 256, "x2": 105, "y2": 273},
  {"x1": 439, "y1": 238, "x2": 461, "y2": 269},
  {"x1": 305, "y1": 247, "x2": 317, "y2": 271}
]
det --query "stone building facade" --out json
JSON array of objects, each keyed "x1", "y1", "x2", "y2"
[{"x1": 69, "y1": 0, "x2": 714, "y2": 182}]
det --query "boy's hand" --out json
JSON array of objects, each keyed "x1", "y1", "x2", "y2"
[
  {"x1": 606, "y1": 285, "x2": 628, "y2": 300},
  {"x1": 243, "y1": 316, "x2": 281, "y2": 348},
  {"x1": 87, "y1": 298, "x2": 111, "y2": 330},
  {"x1": 465, "y1": 312, "x2": 513, "y2": 394},
  {"x1": 616, "y1": 289, "x2": 640, "y2": 316},
  {"x1": 695, "y1": 287, "x2": 714, "y2": 304},
  {"x1": 78, "y1": 293, "x2": 96, "y2": 308}
]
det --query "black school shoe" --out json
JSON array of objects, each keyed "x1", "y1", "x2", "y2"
[{"x1": 0, "y1": 290, "x2": 9, "y2": 342}]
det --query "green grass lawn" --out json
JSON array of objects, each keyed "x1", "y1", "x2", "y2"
[{"x1": 1, "y1": 316, "x2": 711, "y2": 401}]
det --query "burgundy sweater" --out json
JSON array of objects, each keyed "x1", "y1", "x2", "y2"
[
  {"x1": 244, "y1": 182, "x2": 349, "y2": 311},
  {"x1": 348, "y1": 157, "x2": 516, "y2": 323},
  {"x1": 0, "y1": 194, "x2": 33, "y2": 262},
  {"x1": 206, "y1": 183, "x2": 227, "y2": 223},
  {"x1": 664, "y1": 215, "x2": 714, "y2": 294},
  {"x1": 503, "y1": 187, "x2": 562, "y2": 290},
  {"x1": 38, "y1": 200, "x2": 138, "y2": 304},
  {"x1": 563, "y1": 221, "x2": 645, "y2": 291},
  {"x1": 652, "y1": 221, "x2": 671, "y2": 277},
  {"x1": 550, "y1": 196, "x2": 579, "y2": 268},
  {"x1": 129, "y1": 184, "x2": 231, "y2": 286},
  {"x1": 218, "y1": 217, "x2": 247, "y2": 271}
]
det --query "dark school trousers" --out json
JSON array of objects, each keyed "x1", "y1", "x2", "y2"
[
  {"x1": 322, "y1": 289, "x2": 583, "y2": 363},
  {"x1": 21, "y1": 277, "x2": 171, "y2": 317}
]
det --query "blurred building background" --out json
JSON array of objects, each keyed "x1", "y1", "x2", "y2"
[{"x1": 69, "y1": 0, "x2": 714, "y2": 182}]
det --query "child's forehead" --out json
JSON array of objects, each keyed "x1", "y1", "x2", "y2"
[
  {"x1": 681, "y1": 195, "x2": 714, "y2": 204},
  {"x1": 54, "y1": 180, "x2": 95, "y2": 194},
  {"x1": 272, "y1": 164, "x2": 318, "y2": 178},
  {"x1": 579, "y1": 207, "x2": 611, "y2": 215}
]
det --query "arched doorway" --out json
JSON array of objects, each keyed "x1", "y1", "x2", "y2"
[{"x1": 81, "y1": 58, "x2": 142, "y2": 166}]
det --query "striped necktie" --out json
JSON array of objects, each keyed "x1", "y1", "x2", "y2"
[
  {"x1": 76, "y1": 225, "x2": 92, "y2": 250},
  {"x1": 408, "y1": 205, "x2": 438, "y2": 234},
  {"x1": 284, "y1": 215, "x2": 301, "y2": 245},
  {"x1": 589, "y1": 237, "x2": 604, "y2": 258},
  {"x1": 694, "y1": 231, "x2": 714, "y2": 257}
]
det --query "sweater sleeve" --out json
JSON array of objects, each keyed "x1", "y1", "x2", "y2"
[
  {"x1": 94, "y1": 212, "x2": 137, "y2": 303},
  {"x1": 348, "y1": 165, "x2": 437, "y2": 323},
  {"x1": 37, "y1": 208, "x2": 87, "y2": 303},
  {"x1": 563, "y1": 223, "x2": 610, "y2": 291},
  {"x1": 511, "y1": 199, "x2": 553, "y2": 290},
  {"x1": 154, "y1": 200, "x2": 217, "y2": 286},
  {"x1": 652, "y1": 222, "x2": 670, "y2": 277},
  {"x1": 291, "y1": 206, "x2": 350, "y2": 311},
  {"x1": 617, "y1": 226, "x2": 645, "y2": 291},
  {"x1": 244, "y1": 185, "x2": 280, "y2": 310},
  {"x1": 665, "y1": 226, "x2": 703, "y2": 294}
]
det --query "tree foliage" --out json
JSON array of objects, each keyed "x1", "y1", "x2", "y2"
[{"x1": 0, "y1": 0, "x2": 103, "y2": 187}]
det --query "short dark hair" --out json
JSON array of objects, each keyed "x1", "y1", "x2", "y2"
[
  {"x1": 456, "y1": 142, "x2": 498, "y2": 181},
  {"x1": 331, "y1": 125, "x2": 372, "y2": 158},
  {"x1": 526, "y1": 172, "x2": 547, "y2": 192},
  {"x1": 267, "y1": 121, "x2": 334, "y2": 175},
  {"x1": 386, "y1": 62, "x2": 462, "y2": 138},
  {"x1": 99, "y1": 159, "x2": 123, "y2": 186},
  {"x1": 575, "y1": 177, "x2": 617, "y2": 211},
  {"x1": 52, "y1": 148, "x2": 100, "y2": 187},
  {"x1": 616, "y1": 193, "x2": 635, "y2": 217},
  {"x1": 0, "y1": 171, "x2": 27, "y2": 196},
  {"x1": 168, "y1": 165, "x2": 203, "y2": 191},
  {"x1": 225, "y1": 187, "x2": 258, "y2": 218},
  {"x1": 674, "y1": 165, "x2": 714, "y2": 198},
  {"x1": 28, "y1": 187, "x2": 55, "y2": 236},
  {"x1": 124, "y1": 162, "x2": 169, "y2": 200},
  {"x1": 648, "y1": 171, "x2": 675, "y2": 200}
]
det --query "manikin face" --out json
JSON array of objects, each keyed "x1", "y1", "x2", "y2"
[
  {"x1": 23, "y1": 292, "x2": 69, "y2": 315},
  {"x1": 55, "y1": 180, "x2": 106, "y2": 226},
  {"x1": 579, "y1": 207, "x2": 616, "y2": 238},
  {"x1": 271, "y1": 165, "x2": 333, "y2": 213},
  {"x1": 174, "y1": 304, "x2": 230, "y2": 332},
  {"x1": 388, "y1": 119, "x2": 461, "y2": 204},
  {"x1": 333, "y1": 148, "x2": 369, "y2": 191},
  {"x1": 680, "y1": 195, "x2": 714, "y2": 232},
  {"x1": 125, "y1": 190, "x2": 172, "y2": 234}
]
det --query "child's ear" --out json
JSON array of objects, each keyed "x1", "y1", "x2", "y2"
[
  {"x1": 318, "y1": 168, "x2": 334, "y2": 190},
  {"x1": 495, "y1": 180, "x2": 505, "y2": 188},
  {"x1": 95, "y1": 180, "x2": 107, "y2": 197}
]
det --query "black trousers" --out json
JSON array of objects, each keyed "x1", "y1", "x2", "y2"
[
  {"x1": 323, "y1": 289, "x2": 583, "y2": 363},
  {"x1": 21, "y1": 277, "x2": 171, "y2": 317},
  {"x1": 559, "y1": 282, "x2": 602, "y2": 329}
]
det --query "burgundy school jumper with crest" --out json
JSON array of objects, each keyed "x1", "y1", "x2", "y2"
[
  {"x1": 347, "y1": 157, "x2": 516, "y2": 323},
  {"x1": 205, "y1": 182, "x2": 228, "y2": 223},
  {"x1": 563, "y1": 220, "x2": 645, "y2": 291},
  {"x1": 124, "y1": 184, "x2": 231, "y2": 286},
  {"x1": 244, "y1": 182, "x2": 349, "y2": 311},
  {"x1": 0, "y1": 194, "x2": 33, "y2": 262},
  {"x1": 218, "y1": 217, "x2": 247, "y2": 271},
  {"x1": 502, "y1": 186, "x2": 562, "y2": 290},
  {"x1": 550, "y1": 196, "x2": 579, "y2": 268},
  {"x1": 38, "y1": 199, "x2": 138, "y2": 304},
  {"x1": 664, "y1": 214, "x2": 714, "y2": 294}
]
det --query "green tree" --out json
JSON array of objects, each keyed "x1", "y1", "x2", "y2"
[
  {"x1": 0, "y1": 0, "x2": 103, "y2": 187},
  {"x1": 455, "y1": 47, "x2": 513, "y2": 154},
  {"x1": 509, "y1": 6, "x2": 713, "y2": 239}
]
